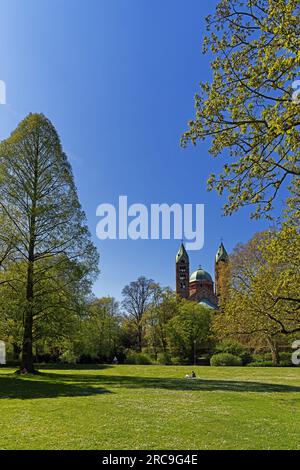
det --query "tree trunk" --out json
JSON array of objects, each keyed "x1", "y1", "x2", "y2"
[
  {"x1": 21, "y1": 259, "x2": 35, "y2": 372},
  {"x1": 137, "y1": 323, "x2": 142, "y2": 352},
  {"x1": 20, "y1": 143, "x2": 38, "y2": 373},
  {"x1": 21, "y1": 307, "x2": 34, "y2": 372}
]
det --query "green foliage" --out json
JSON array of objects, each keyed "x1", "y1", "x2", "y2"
[
  {"x1": 122, "y1": 277, "x2": 158, "y2": 352},
  {"x1": 59, "y1": 350, "x2": 77, "y2": 365},
  {"x1": 247, "y1": 361, "x2": 275, "y2": 367},
  {"x1": 181, "y1": 0, "x2": 300, "y2": 219},
  {"x1": 210, "y1": 353, "x2": 243, "y2": 366},
  {"x1": 144, "y1": 288, "x2": 178, "y2": 358},
  {"x1": 125, "y1": 351, "x2": 153, "y2": 365},
  {"x1": 279, "y1": 352, "x2": 293, "y2": 366},
  {"x1": 214, "y1": 228, "x2": 300, "y2": 354},
  {"x1": 74, "y1": 297, "x2": 121, "y2": 361},
  {"x1": 248, "y1": 352, "x2": 293, "y2": 367},
  {"x1": 0, "y1": 114, "x2": 99, "y2": 371},
  {"x1": 215, "y1": 340, "x2": 252, "y2": 364},
  {"x1": 167, "y1": 300, "x2": 213, "y2": 363},
  {"x1": 156, "y1": 352, "x2": 172, "y2": 365},
  {"x1": 170, "y1": 357, "x2": 183, "y2": 365}
]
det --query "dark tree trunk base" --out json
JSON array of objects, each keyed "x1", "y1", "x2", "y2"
[{"x1": 14, "y1": 368, "x2": 40, "y2": 375}]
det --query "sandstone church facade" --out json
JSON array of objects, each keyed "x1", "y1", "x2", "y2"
[{"x1": 175, "y1": 242, "x2": 229, "y2": 309}]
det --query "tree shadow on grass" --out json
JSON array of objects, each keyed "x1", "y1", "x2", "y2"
[
  {"x1": 0, "y1": 374, "x2": 111, "y2": 400},
  {"x1": 1, "y1": 372, "x2": 299, "y2": 399},
  {"x1": 74, "y1": 375, "x2": 300, "y2": 394},
  {"x1": 36, "y1": 364, "x2": 113, "y2": 371}
]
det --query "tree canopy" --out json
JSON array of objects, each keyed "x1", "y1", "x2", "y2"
[
  {"x1": 214, "y1": 227, "x2": 300, "y2": 363},
  {"x1": 181, "y1": 0, "x2": 300, "y2": 219},
  {"x1": 0, "y1": 113, "x2": 99, "y2": 371}
]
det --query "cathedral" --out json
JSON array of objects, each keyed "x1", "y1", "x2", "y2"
[{"x1": 175, "y1": 242, "x2": 229, "y2": 309}]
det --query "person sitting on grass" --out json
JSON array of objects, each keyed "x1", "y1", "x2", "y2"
[{"x1": 185, "y1": 370, "x2": 196, "y2": 379}]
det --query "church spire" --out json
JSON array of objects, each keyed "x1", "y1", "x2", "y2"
[
  {"x1": 215, "y1": 242, "x2": 229, "y2": 263},
  {"x1": 176, "y1": 243, "x2": 189, "y2": 299},
  {"x1": 176, "y1": 242, "x2": 189, "y2": 263},
  {"x1": 215, "y1": 241, "x2": 229, "y2": 302}
]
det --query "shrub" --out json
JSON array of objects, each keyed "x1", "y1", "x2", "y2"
[
  {"x1": 59, "y1": 350, "x2": 77, "y2": 364},
  {"x1": 251, "y1": 353, "x2": 266, "y2": 363},
  {"x1": 247, "y1": 352, "x2": 293, "y2": 367},
  {"x1": 77, "y1": 354, "x2": 98, "y2": 364},
  {"x1": 247, "y1": 361, "x2": 275, "y2": 367},
  {"x1": 279, "y1": 352, "x2": 293, "y2": 366},
  {"x1": 215, "y1": 340, "x2": 252, "y2": 365},
  {"x1": 210, "y1": 353, "x2": 243, "y2": 366},
  {"x1": 5, "y1": 359, "x2": 20, "y2": 367},
  {"x1": 125, "y1": 351, "x2": 152, "y2": 365},
  {"x1": 171, "y1": 356, "x2": 182, "y2": 365},
  {"x1": 173, "y1": 357, "x2": 191, "y2": 365}
]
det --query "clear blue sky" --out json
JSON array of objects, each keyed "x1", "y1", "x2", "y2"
[{"x1": 0, "y1": 0, "x2": 275, "y2": 301}]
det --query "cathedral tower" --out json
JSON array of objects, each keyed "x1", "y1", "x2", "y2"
[
  {"x1": 176, "y1": 243, "x2": 189, "y2": 299},
  {"x1": 215, "y1": 242, "x2": 229, "y2": 302}
]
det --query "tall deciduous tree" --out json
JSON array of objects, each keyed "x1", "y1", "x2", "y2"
[
  {"x1": 76, "y1": 297, "x2": 121, "y2": 360},
  {"x1": 181, "y1": 0, "x2": 300, "y2": 219},
  {"x1": 167, "y1": 300, "x2": 213, "y2": 364},
  {"x1": 122, "y1": 277, "x2": 158, "y2": 351},
  {"x1": 144, "y1": 288, "x2": 178, "y2": 358},
  {"x1": 214, "y1": 229, "x2": 300, "y2": 363},
  {"x1": 0, "y1": 113, "x2": 99, "y2": 372}
]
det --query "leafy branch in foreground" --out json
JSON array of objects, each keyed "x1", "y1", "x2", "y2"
[{"x1": 181, "y1": 0, "x2": 300, "y2": 219}]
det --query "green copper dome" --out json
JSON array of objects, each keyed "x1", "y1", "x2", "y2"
[
  {"x1": 198, "y1": 299, "x2": 218, "y2": 309},
  {"x1": 190, "y1": 267, "x2": 213, "y2": 283}
]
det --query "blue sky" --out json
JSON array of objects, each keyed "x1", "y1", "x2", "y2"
[{"x1": 0, "y1": 0, "x2": 274, "y2": 301}]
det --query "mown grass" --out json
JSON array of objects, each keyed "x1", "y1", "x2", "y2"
[{"x1": 0, "y1": 364, "x2": 299, "y2": 450}]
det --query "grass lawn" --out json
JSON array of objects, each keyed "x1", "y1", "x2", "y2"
[{"x1": 0, "y1": 364, "x2": 299, "y2": 450}]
